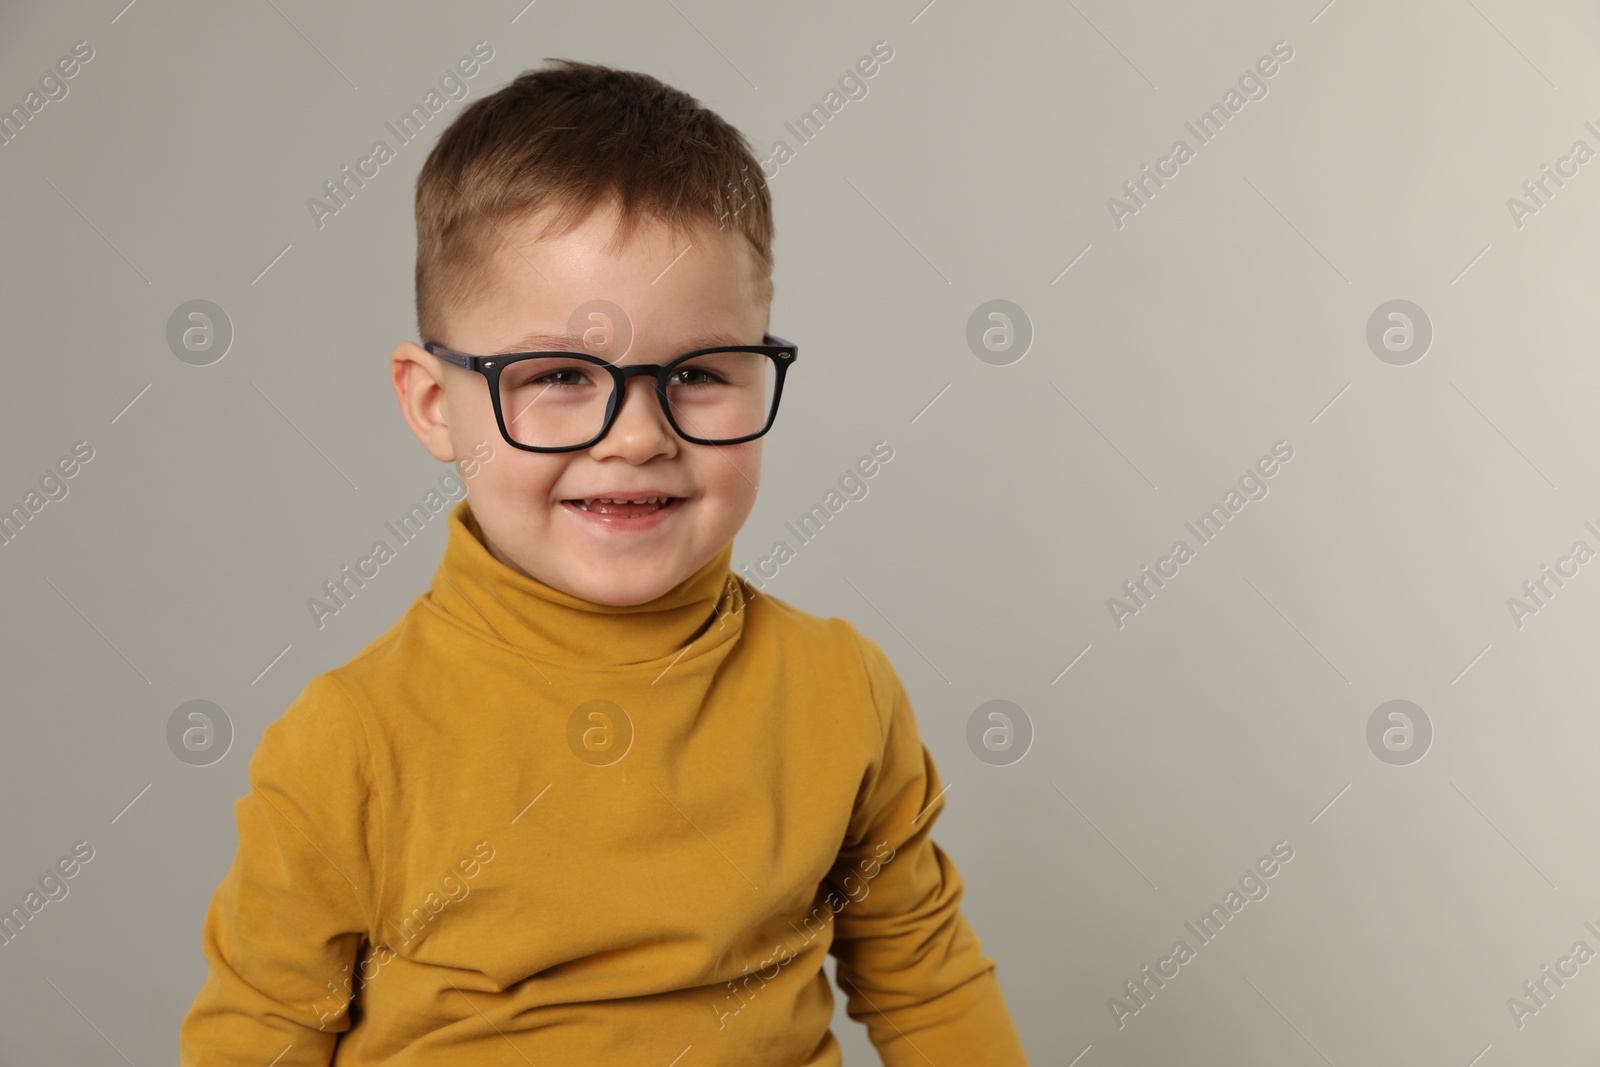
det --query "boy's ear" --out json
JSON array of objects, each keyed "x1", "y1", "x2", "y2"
[{"x1": 390, "y1": 341, "x2": 458, "y2": 463}]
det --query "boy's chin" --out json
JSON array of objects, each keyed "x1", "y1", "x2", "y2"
[
  {"x1": 497, "y1": 534, "x2": 699, "y2": 605},
  {"x1": 544, "y1": 561, "x2": 692, "y2": 607}
]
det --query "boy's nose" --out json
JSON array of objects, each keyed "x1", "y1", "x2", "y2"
[{"x1": 596, "y1": 376, "x2": 675, "y2": 453}]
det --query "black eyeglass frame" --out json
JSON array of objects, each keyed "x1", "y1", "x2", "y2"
[{"x1": 423, "y1": 333, "x2": 799, "y2": 453}]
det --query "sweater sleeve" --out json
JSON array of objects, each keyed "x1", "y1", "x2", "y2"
[
  {"x1": 827, "y1": 630, "x2": 1029, "y2": 1066},
  {"x1": 179, "y1": 672, "x2": 384, "y2": 1066}
]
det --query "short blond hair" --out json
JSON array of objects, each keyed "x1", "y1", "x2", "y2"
[{"x1": 413, "y1": 58, "x2": 774, "y2": 343}]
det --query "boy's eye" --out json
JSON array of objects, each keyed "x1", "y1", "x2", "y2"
[
  {"x1": 667, "y1": 366, "x2": 725, "y2": 388},
  {"x1": 504, "y1": 358, "x2": 600, "y2": 390}
]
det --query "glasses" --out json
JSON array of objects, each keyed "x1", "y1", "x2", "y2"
[{"x1": 423, "y1": 333, "x2": 798, "y2": 453}]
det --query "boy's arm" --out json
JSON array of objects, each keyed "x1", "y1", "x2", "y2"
[
  {"x1": 179, "y1": 673, "x2": 382, "y2": 1066},
  {"x1": 826, "y1": 629, "x2": 1029, "y2": 1066}
]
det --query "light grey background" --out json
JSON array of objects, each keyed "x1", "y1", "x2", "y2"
[{"x1": 2, "y1": 0, "x2": 1598, "y2": 1063}]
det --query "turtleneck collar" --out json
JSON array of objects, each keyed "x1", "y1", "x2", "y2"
[{"x1": 423, "y1": 498, "x2": 746, "y2": 671}]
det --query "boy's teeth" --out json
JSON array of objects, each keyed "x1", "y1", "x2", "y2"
[{"x1": 572, "y1": 497, "x2": 673, "y2": 512}]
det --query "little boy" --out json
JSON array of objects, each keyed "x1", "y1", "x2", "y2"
[{"x1": 180, "y1": 58, "x2": 1028, "y2": 1066}]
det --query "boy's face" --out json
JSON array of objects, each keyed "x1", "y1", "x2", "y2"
[{"x1": 390, "y1": 198, "x2": 770, "y2": 607}]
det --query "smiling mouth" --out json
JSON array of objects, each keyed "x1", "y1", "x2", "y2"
[{"x1": 562, "y1": 497, "x2": 679, "y2": 516}]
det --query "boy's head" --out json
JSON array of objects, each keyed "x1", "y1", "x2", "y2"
[{"x1": 390, "y1": 60, "x2": 778, "y2": 608}]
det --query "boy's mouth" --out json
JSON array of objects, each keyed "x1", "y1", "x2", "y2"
[{"x1": 560, "y1": 495, "x2": 681, "y2": 516}]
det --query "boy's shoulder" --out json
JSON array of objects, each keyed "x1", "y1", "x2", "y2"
[
  {"x1": 305, "y1": 597, "x2": 437, "y2": 713},
  {"x1": 739, "y1": 577, "x2": 873, "y2": 650},
  {"x1": 255, "y1": 608, "x2": 415, "y2": 744},
  {"x1": 737, "y1": 578, "x2": 900, "y2": 700}
]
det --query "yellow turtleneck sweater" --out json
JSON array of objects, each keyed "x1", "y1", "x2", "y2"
[{"x1": 180, "y1": 498, "x2": 1028, "y2": 1065}]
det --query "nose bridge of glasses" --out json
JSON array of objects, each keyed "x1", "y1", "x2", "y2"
[
  {"x1": 608, "y1": 363, "x2": 670, "y2": 420},
  {"x1": 611, "y1": 362, "x2": 665, "y2": 387}
]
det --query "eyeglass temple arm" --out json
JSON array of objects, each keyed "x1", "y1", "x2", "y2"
[{"x1": 426, "y1": 343, "x2": 471, "y2": 369}]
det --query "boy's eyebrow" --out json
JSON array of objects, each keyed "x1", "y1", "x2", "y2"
[
  {"x1": 489, "y1": 332, "x2": 579, "y2": 355},
  {"x1": 489, "y1": 329, "x2": 755, "y2": 357}
]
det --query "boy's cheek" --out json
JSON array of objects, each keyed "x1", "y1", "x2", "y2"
[{"x1": 457, "y1": 439, "x2": 495, "y2": 480}]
